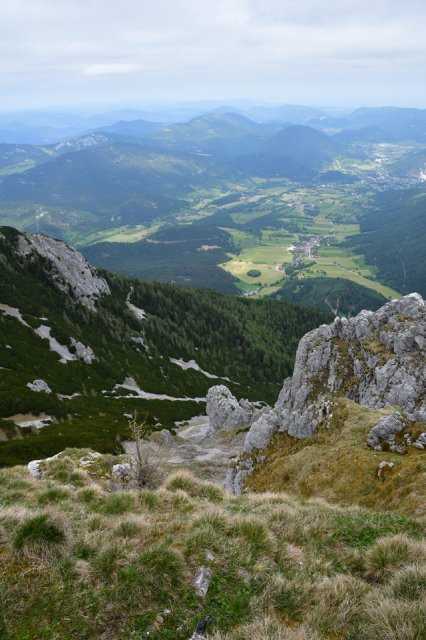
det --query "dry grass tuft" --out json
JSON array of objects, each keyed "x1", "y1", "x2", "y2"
[
  {"x1": 360, "y1": 592, "x2": 426, "y2": 640},
  {"x1": 388, "y1": 564, "x2": 426, "y2": 601},
  {"x1": 307, "y1": 574, "x2": 370, "y2": 634},
  {"x1": 364, "y1": 534, "x2": 426, "y2": 581}
]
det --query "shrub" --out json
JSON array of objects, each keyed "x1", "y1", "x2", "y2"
[
  {"x1": 128, "y1": 414, "x2": 165, "y2": 489},
  {"x1": 13, "y1": 511, "x2": 72, "y2": 561},
  {"x1": 247, "y1": 269, "x2": 262, "y2": 278}
]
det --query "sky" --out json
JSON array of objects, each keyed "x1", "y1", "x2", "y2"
[{"x1": 1, "y1": 0, "x2": 426, "y2": 111}]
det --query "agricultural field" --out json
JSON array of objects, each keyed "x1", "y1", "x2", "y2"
[{"x1": 193, "y1": 178, "x2": 403, "y2": 300}]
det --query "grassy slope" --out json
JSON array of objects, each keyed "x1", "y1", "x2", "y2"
[
  {"x1": 0, "y1": 455, "x2": 424, "y2": 639},
  {"x1": 247, "y1": 398, "x2": 426, "y2": 517}
]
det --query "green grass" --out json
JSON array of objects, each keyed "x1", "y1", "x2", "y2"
[{"x1": 0, "y1": 455, "x2": 424, "y2": 639}]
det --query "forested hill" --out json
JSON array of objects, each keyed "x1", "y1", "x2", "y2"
[
  {"x1": 0, "y1": 227, "x2": 330, "y2": 466},
  {"x1": 349, "y1": 188, "x2": 426, "y2": 298},
  {"x1": 271, "y1": 277, "x2": 388, "y2": 317}
]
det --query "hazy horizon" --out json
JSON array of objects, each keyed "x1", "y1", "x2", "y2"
[{"x1": 1, "y1": 0, "x2": 426, "y2": 111}]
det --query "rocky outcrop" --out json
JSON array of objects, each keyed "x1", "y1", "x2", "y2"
[
  {"x1": 27, "y1": 379, "x2": 52, "y2": 393},
  {"x1": 17, "y1": 232, "x2": 110, "y2": 309},
  {"x1": 70, "y1": 338, "x2": 96, "y2": 364},
  {"x1": 224, "y1": 293, "x2": 426, "y2": 494},
  {"x1": 367, "y1": 412, "x2": 408, "y2": 454},
  {"x1": 206, "y1": 385, "x2": 264, "y2": 434},
  {"x1": 192, "y1": 566, "x2": 212, "y2": 598},
  {"x1": 275, "y1": 293, "x2": 426, "y2": 437},
  {"x1": 244, "y1": 410, "x2": 281, "y2": 453}
]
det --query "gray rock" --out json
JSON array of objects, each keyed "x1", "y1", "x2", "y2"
[
  {"x1": 112, "y1": 463, "x2": 133, "y2": 481},
  {"x1": 225, "y1": 457, "x2": 254, "y2": 495},
  {"x1": 27, "y1": 379, "x2": 52, "y2": 393},
  {"x1": 244, "y1": 410, "x2": 280, "y2": 452},
  {"x1": 206, "y1": 385, "x2": 262, "y2": 434},
  {"x1": 188, "y1": 615, "x2": 215, "y2": 639},
  {"x1": 226, "y1": 293, "x2": 426, "y2": 494},
  {"x1": 70, "y1": 338, "x2": 96, "y2": 364},
  {"x1": 17, "y1": 232, "x2": 110, "y2": 310},
  {"x1": 273, "y1": 294, "x2": 426, "y2": 437},
  {"x1": 192, "y1": 566, "x2": 212, "y2": 598},
  {"x1": 159, "y1": 429, "x2": 176, "y2": 447},
  {"x1": 367, "y1": 412, "x2": 408, "y2": 453},
  {"x1": 27, "y1": 453, "x2": 61, "y2": 479}
]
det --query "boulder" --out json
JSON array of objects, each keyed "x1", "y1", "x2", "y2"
[
  {"x1": 192, "y1": 566, "x2": 212, "y2": 598},
  {"x1": 206, "y1": 385, "x2": 261, "y2": 434},
  {"x1": 367, "y1": 412, "x2": 408, "y2": 453}
]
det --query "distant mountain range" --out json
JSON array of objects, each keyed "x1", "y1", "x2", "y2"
[{"x1": 1, "y1": 104, "x2": 426, "y2": 145}]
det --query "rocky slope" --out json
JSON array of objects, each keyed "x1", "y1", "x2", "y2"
[{"x1": 203, "y1": 294, "x2": 426, "y2": 505}]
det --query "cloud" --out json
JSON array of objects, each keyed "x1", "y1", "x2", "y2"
[
  {"x1": 0, "y1": 0, "x2": 425, "y2": 108},
  {"x1": 82, "y1": 63, "x2": 141, "y2": 76}
]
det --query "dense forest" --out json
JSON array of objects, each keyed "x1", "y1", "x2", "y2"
[
  {"x1": 271, "y1": 277, "x2": 388, "y2": 316},
  {"x1": 84, "y1": 224, "x2": 240, "y2": 293},
  {"x1": 349, "y1": 188, "x2": 426, "y2": 297}
]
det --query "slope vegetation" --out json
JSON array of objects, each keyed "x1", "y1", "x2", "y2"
[
  {"x1": 0, "y1": 456, "x2": 424, "y2": 639},
  {"x1": 349, "y1": 188, "x2": 426, "y2": 297},
  {"x1": 0, "y1": 227, "x2": 329, "y2": 466}
]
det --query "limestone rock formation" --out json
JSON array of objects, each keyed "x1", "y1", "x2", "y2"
[
  {"x1": 206, "y1": 385, "x2": 264, "y2": 434},
  {"x1": 27, "y1": 379, "x2": 52, "y2": 393},
  {"x1": 244, "y1": 409, "x2": 281, "y2": 453},
  {"x1": 16, "y1": 232, "x2": 110, "y2": 309},
  {"x1": 70, "y1": 338, "x2": 96, "y2": 364},
  {"x1": 275, "y1": 293, "x2": 426, "y2": 438},
  {"x1": 367, "y1": 412, "x2": 408, "y2": 453},
  {"x1": 224, "y1": 293, "x2": 426, "y2": 494}
]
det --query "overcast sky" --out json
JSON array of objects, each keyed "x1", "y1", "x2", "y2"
[{"x1": 1, "y1": 0, "x2": 425, "y2": 111}]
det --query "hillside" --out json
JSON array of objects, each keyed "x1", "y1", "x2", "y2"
[
  {"x1": 349, "y1": 188, "x2": 426, "y2": 297},
  {"x1": 0, "y1": 232, "x2": 425, "y2": 639},
  {"x1": 270, "y1": 277, "x2": 388, "y2": 317},
  {"x1": 213, "y1": 293, "x2": 426, "y2": 517},
  {"x1": 0, "y1": 226, "x2": 329, "y2": 467},
  {"x1": 146, "y1": 112, "x2": 279, "y2": 159},
  {"x1": 0, "y1": 141, "x2": 236, "y2": 235},
  {"x1": 234, "y1": 125, "x2": 341, "y2": 179}
]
